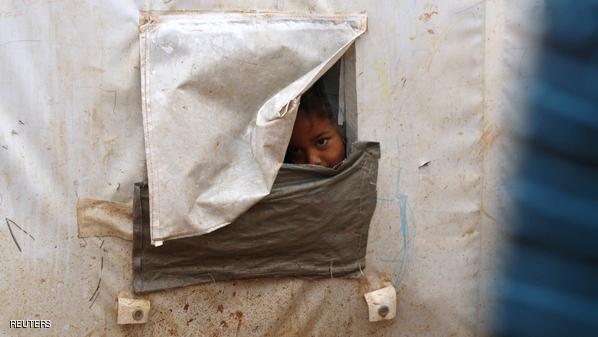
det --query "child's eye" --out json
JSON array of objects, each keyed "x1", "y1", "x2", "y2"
[
  {"x1": 290, "y1": 147, "x2": 302, "y2": 154},
  {"x1": 316, "y1": 138, "x2": 329, "y2": 147}
]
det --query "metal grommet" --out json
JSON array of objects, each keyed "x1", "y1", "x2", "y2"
[
  {"x1": 132, "y1": 309, "x2": 144, "y2": 321},
  {"x1": 378, "y1": 305, "x2": 389, "y2": 318}
]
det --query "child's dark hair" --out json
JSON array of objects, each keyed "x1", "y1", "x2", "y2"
[{"x1": 297, "y1": 84, "x2": 334, "y2": 121}]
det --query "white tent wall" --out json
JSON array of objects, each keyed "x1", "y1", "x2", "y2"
[{"x1": 0, "y1": 0, "x2": 539, "y2": 336}]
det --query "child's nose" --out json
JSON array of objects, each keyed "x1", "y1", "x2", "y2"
[{"x1": 306, "y1": 149, "x2": 323, "y2": 166}]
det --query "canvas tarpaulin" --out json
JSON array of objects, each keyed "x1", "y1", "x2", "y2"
[
  {"x1": 140, "y1": 12, "x2": 367, "y2": 243},
  {"x1": 0, "y1": 0, "x2": 526, "y2": 335},
  {"x1": 133, "y1": 142, "x2": 380, "y2": 293}
]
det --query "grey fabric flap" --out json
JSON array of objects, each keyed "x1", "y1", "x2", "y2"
[{"x1": 133, "y1": 142, "x2": 380, "y2": 293}]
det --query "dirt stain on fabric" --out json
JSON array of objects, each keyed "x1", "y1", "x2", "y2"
[
  {"x1": 462, "y1": 226, "x2": 477, "y2": 237},
  {"x1": 373, "y1": 59, "x2": 392, "y2": 97},
  {"x1": 419, "y1": 4, "x2": 439, "y2": 22},
  {"x1": 480, "y1": 125, "x2": 502, "y2": 156},
  {"x1": 232, "y1": 311, "x2": 243, "y2": 336}
]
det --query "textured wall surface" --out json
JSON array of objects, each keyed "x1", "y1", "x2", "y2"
[{"x1": 0, "y1": 0, "x2": 538, "y2": 336}]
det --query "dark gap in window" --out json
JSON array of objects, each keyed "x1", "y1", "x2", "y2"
[{"x1": 285, "y1": 46, "x2": 358, "y2": 167}]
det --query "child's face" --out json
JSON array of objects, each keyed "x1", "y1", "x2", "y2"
[{"x1": 286, "y1": 113, "x2": 345, "y2": 168}]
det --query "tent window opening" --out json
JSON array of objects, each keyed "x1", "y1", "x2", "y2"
[
  {"x1": 285, "y1": 60, "x2": 349, "y2": 168},
  {"x1": 134, "y1": 12, "x2": 379, "y2": 293}
]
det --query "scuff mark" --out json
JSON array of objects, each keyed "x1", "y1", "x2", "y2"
[
  {"x1": 452, "y1": 1, "x2": 484, "y2": 16},
  {"x1": 101, "y1": 89, "x2": 117, "y2": 113},
  {"x1": 5, "y1": 218, "x2": 22, "y2": 252},
  {"x1": 481, "y1": 208, "x2": 498, "y2": 223},
  {"x1": 418, "y1": 160, "x2": 431, "y2": 168},
  {"x1": 5, "y1": 218, "x2": 35, "y2": 253},
  {"x1": 89, "y1": 256, "x2": 103, "y2": 309},
  {"x1": 6, "y1": 218, "x2": 34, "y2": 240},
  {"x1": 11, "y1": 130, "x2": 18, "y2": 136},
  {"x1": 18, "y1": 120, "x2": 25, "y2": 125},
  {"x1": 0, "y1": 39, "x2": 41, "y2": 47},
  {"x1": 0, "y1": 10, "x2": 25, "y2": 19},
  {"x1": 88, "y1": 277, "x2": 101, "y2": 309},
  {"x1": 1, "y1": 145, "x2": 7, "y2": 150},
  {"x1": 111, "y1": 91, "x2": 117, "y2": 113},
  {"x1": 372, "y1": 59, "x2": 392, "y2": 97}
]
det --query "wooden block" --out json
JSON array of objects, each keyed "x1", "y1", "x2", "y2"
[
  {"x1": 364, "y1": 285, "x2": 396, "y2": 322},
  {"x1": 117, "y1": 296, "x2": 150, "y2": 324}
]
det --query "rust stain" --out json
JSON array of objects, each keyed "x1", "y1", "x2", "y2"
[
  {"x1": 357, "y1": 276, "x2": 371, "y2": 296},
  {"x1": 380, "y1": 274, "x2": 393, "y2": 287},
  {"x1": 183, "y1": 303, "x2": 189, "y2": 311},
  {"x1": 233, "y1": 311, "x2": 243, "y2": 336},
  {"x1": 217, "y1": 304, "x2": 224, "y2": 313},
  {"x1": 419, "y1": 4, "x2": 439, "y2": 22},
  {"x1": 480, "y1": 125, "x2": 502, "y2": 156},
  {"x1": 427, "y1": 29, "x2": 435, "y2": 34},
  {"x1": 462, "y1": 226, "x2": 477, "y2": 237}
]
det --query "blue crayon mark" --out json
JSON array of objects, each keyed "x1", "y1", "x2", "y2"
[
  {"x1": 395, "y1": 140, "x2": 402, "y2": 197},
  {"x1": 375, "y1": 139, "x2": 414, "y2": 286},
  {"x1": 397, "y1": 194, "x2": 410, "y2": 284}
]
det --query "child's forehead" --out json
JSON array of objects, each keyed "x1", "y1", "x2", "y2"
[
  {"x1": 298, "y1": 105, "x2": 333, "y2": 120},
  {"x1": 297, "y1": 112, "x2": 332, "y2": 126},
  {"x1": 294, "y1": 113, "x2": 335, "y2": 137}
]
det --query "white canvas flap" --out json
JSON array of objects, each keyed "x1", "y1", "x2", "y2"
[{"x1": 139, "y1": 12, "x2": 367, "y2": 243}]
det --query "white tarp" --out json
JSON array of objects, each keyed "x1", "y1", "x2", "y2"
[{"x1": 140, "y1": 12, "x2": 366, "y2": 242}]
